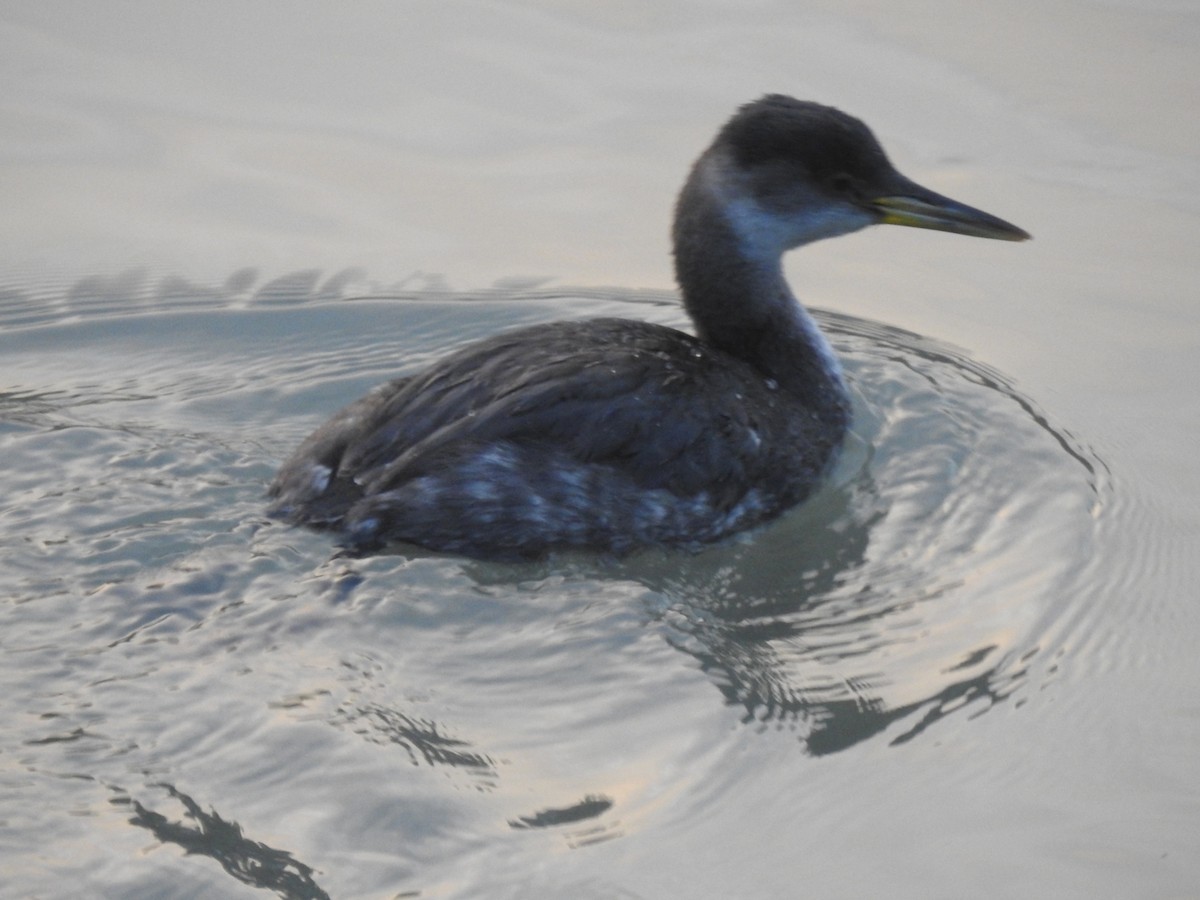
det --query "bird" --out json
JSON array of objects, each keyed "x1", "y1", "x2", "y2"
[{"x1": 267, "y1": 95, "x2": 1029, "y2": 559}]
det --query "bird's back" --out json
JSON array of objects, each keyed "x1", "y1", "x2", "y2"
[{"x1": 268, "y1": 317, "x2": 843, "y2": 557}]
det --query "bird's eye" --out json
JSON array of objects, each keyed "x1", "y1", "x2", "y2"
[{"x1": 830, "y1": 173, "x2": 857, "y2": 198}]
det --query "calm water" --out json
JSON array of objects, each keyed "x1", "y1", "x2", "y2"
[{"x1": 3, "y1": 3, "x2": 1199, "y2": 899}]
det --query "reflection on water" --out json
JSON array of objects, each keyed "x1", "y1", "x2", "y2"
[
  {"x1": 642, "y1": 313, "x2": 1104, "y2": 754},
  {"x1": 0, "y1": 274, "x2": 1110, "y2": 897},
  {"x1": 334, "y1": 703, "x2": 498, "y2": 776},
  {"x1": 450, "y1": 310, "x2": 1105, "y2": 757},
  {"x1": 120, "y1": 784, "x2": 332, "y2": 900},
  {"x1": 4, "y1": 0, "x2": 1196, "y2": 891}
]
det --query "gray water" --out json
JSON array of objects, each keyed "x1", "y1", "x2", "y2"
[{"x1": 3, "y1": 3, "x2": 1198, "y2": 899}]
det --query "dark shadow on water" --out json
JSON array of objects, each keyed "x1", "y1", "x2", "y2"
[
  {"x1": 508, "y1": 794, "x2": 613, "y2": 829},
  {"x1": 333, "y1": 703, "x2": 499, "y2": 782},
  {"x1": 507, "y1": 794, "x2": 624, "y2": 849},
  {"x1": 117, "y1": 784, "x2": 331, "y2": 900}
]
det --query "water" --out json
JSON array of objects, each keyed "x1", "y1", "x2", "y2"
[
  {"x1": 0, "y1": 281, "x2": 1125, "y2": 897},
  {"x1": 4, "y1": 3, "x2": 1199, "y2": 899}
]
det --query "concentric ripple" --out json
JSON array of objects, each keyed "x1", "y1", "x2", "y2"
[
  {"x1": 0, "y1": 275, "x2": 1114, "y2": 896},
  {"x1": 635, "y1": 309, "x2": 1108, "y2": 752}
]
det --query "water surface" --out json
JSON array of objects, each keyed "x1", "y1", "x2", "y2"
[{"x1": 3, "y1": 3, "x2": 1199, "y2": 898}]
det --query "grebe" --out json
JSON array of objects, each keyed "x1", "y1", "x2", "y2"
[{"x1": 268, "y1": 95, "x2": 1028, "y2": 558}]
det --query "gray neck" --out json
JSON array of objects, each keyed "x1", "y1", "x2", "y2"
[{"x1": 672, "y1": 162, "x2": 850, "y2": 428}]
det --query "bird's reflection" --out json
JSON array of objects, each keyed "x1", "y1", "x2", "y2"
[{"x1": 455, "y1": 313, "x2": 1102, "y2": 755}]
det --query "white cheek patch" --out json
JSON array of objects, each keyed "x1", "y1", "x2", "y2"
[{"x1": 724, "y1": 193, "x2": 873, "y2": 257}]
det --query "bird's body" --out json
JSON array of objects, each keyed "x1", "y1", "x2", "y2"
[{"x1": 269, "y1": 95, "x2": 1028, "y2": 558}]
